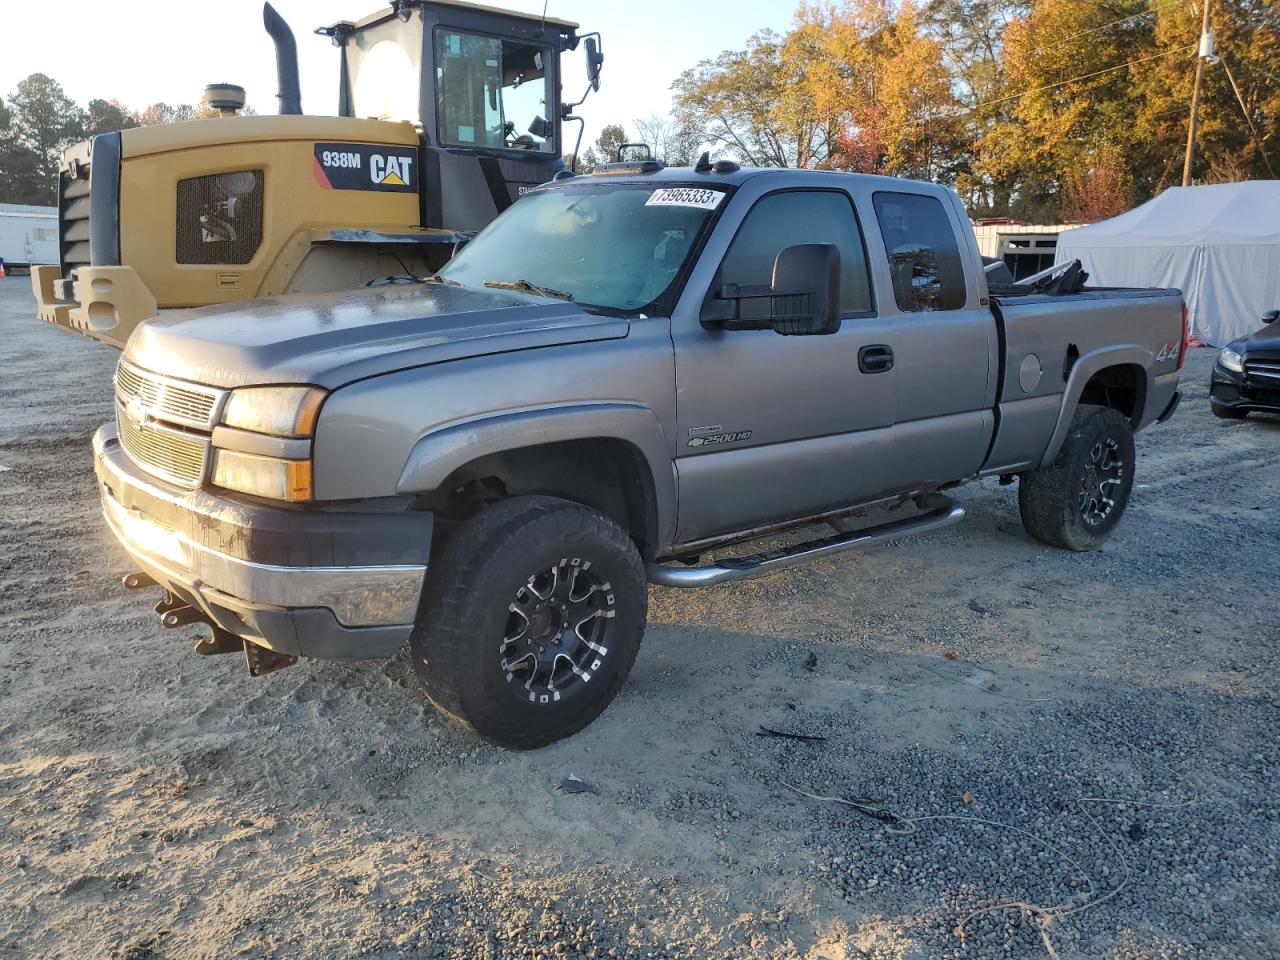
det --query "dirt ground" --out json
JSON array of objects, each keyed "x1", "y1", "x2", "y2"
[{"x1": 1, "y1": 274, "x2": 1277, "y2": 960}]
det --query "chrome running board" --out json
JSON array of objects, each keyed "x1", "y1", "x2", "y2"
[{"x1": 646, "y1": 495, "x2": 965, "y2": 588}]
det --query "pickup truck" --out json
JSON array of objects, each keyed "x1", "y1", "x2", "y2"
[{"x1": 94, "y1": 161, "x2": 1186, "y2": 748}]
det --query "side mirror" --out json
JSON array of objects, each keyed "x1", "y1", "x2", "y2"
[
  {"x1": 528, "y1": 115, "x2": 552, "y2": 139},
  {"x1": 701, "y1": 243, "x2": 842, "y2": 336},
  {"x1": 1262, "y1": 309, "x2": 1279, "y2": 324},
  {"x1": 585, "y1": 37, "x2": 603, "y2": 92}
]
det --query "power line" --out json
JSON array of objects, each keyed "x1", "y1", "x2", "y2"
[
  {"x1": 881, "y1": 42, "x2": 1197, "y2": 134},
  {"x1": 1018, "y1": 0, "x2": 1186, "y2": 60},
  {"x1": 1221, "y1": 55, "x2": 1276, "y2": 177}
]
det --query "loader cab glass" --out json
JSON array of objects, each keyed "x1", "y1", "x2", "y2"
[
  {"x1": 347, "y1": 16, "x2": 423, "y2": 123},
  {"x1": 434, "y1": 29, "x2": 555, "y2": 153},
  {"x1": 340, "y1": 10, "x2": 562, "y2": 156}
]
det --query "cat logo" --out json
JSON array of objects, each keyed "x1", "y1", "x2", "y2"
[
  {"x1": 370, "y1": 153, "x2": 413, "y2": 187},
  {"x1": 313, "y1": 143, "x2": 417, "y2": 193}
]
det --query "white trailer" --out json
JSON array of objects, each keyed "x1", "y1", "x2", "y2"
[
  {"x1": 0, "y1": 203, "x2": 59, "y2": 272},
  {"x1": 972, "y1": 221, "x2": 1080, "y2": 281}
]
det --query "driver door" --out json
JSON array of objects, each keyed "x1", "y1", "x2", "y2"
[{"x1": 670, "y1": 189, "x2": 899, "y2": 544}]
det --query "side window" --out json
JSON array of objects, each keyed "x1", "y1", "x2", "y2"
[
  {"x1": 872, "y1": 191, "x2": 967, "y2": 312},
  {"x1": 720, "y1": 191, "x2": 873, "y2": 314},
  {"x1": 434, "y1": 29, "x2": 554, "y2": 153}
]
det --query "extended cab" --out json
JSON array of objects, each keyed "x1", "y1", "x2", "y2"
[{"x1": 94, "y1": 163, "x2": 1186, "y2": 747}]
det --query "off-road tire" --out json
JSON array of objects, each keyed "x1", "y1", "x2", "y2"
[
  {"x1": 411, "y1": 496, "x2": 647, "y2": 749},
  {"x1": 1211, "y1": 404, "x2": 1247, "y2": 420},
  {"x1": 1018, "y1": 405, "x2": 1136, "y2": 552}
]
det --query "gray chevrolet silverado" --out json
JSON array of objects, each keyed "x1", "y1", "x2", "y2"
[{"x1": 95, "y1": 161, "x2": 1186, "y2": 747}]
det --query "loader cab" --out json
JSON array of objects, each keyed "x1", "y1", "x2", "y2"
[{"x1": 325, "y1": 1, "x2": 584, "y2": 231}]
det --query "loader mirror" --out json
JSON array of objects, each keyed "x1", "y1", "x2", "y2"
[
  {"x1": 528, "y1": 115, "x2": 553, "y2": 139},
  {"x1": 585, "y1": 37, "x2": 603, "y2": 91}
]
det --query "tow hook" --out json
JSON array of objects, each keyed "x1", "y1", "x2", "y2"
[
  {"x1": 122, "y1": 572, "x2": 156, "y2": 590},
  {"x1": 243, "y1": 641, "x2": 298, "y2": 677},
  {"x1": 189, "y1": 622, "x2": 299, "y2": 678},
  {"x1": 154, "y1": 591, "x2": 189, "y2": 617},
  {"x1": 193, "y1": 627, "x2": 243, "y2": 656},
  {"x1": 158, "y1": 603, "x2": 207, "y2": 629}
]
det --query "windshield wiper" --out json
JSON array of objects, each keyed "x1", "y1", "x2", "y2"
[
  {"x1": 424, "y1": 273, "x2": 463, "y2": 286},
  {"x1": 482, "y1": 278, "x2": 574, "y2": 301}
]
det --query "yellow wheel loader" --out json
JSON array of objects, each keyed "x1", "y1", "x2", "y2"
[{"x1": 32, "y1": 0, "x2": 603, "y2": 348}]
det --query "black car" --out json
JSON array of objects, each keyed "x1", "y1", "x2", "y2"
[{"x1": 1210, "y1": 310, "x2": 1280, "y2": 419}]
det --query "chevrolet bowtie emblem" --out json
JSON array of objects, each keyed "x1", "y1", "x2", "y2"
[{"x1": 126, "y1": 394, "x2": 149, "y2": 429}]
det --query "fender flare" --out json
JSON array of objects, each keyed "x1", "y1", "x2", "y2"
[
  {"x1": 396, "y1": 403, "x2": 677, "y2": 548},
  {"x1": 1040, "y1": 344, "x2": 1152, "y2": 464}
]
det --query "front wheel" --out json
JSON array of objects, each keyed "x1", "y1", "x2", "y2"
[
  {"x1": 1018, "y1": 405, "x2": 1136, "y2": 552},
  {"x1": 411, "y1": 496, "x2": 647, "y2": 749}
]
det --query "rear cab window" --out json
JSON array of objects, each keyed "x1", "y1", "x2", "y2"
[{"x1": 872, "y1": 191, "x2": 967, "y2": 312}]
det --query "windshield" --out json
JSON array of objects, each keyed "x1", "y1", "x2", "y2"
[
  {"x1": 438, "y1": 183, "x2": 728, "y2": 312},
  {"x1": 348, "y1": 18, "x2": 422, "y2": 123}
]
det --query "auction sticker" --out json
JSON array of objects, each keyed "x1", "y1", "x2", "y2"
[{"x1": 646, "y1": 187, "x2": 725, "y2": 210}]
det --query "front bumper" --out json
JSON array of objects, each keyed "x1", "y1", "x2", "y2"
[
  {"x1": 1209, "y1": 364, "x2": 1280, "y2": 415},
  {"x1": 32, "y1": 264, "x2": 158, "y2": 350},
  {"x1": 94, "y1": 424, "x2": 432, "y2": 659}
]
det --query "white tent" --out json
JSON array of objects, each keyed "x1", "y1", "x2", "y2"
[{"x1": 1054, "y1": 181, "x2": 1280, "y2": 346}]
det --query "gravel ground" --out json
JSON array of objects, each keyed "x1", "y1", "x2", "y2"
[{"x1": 1, "y1": 274, "x2": 1277, "y2": 960}]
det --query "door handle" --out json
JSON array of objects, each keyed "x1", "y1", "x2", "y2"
[{"x1": 858, "y1": 344, "x2": 895, "y2": 374}]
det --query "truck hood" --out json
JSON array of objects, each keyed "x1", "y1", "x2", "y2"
[{"x1": 124, "y1": 284, "x2": 631, "y2": 390}]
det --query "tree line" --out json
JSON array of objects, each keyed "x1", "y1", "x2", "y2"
[
  {"x1": 6, "y1": 0, "x2": 1277, "y2": 222},
  {"x1": 0, "y1": 73, "x2": 250, "y2": 206},
  {"x1": 599, "y1": 0, "x2": 1277, "y2": 222}
]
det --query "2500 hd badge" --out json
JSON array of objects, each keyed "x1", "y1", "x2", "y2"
[{"x1": 313, "y1": 142, "x2": 418, "y2": 193}]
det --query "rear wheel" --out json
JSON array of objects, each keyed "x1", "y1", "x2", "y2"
[
  {"x1": 1018, "y1": 405, "x2": 1135, "y2": 552},
  {"x1": 411, "y1": 496, "x2": 647, "y2": 749}
]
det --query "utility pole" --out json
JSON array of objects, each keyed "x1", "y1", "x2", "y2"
[{"x1": 1182, "y1": 0, "x2": 1214, "y2": 187}]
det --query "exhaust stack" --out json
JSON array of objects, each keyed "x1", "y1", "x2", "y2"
[{"x1": 263, "y1": 2, "x2": 302, "y2": 115}]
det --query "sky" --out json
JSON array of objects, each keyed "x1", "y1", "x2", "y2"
[{"x1": 0, "y1": 0, "x2": 798, "y2": 151}]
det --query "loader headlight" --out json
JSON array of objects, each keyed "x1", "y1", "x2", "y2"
[
  {"x1": 1217, "y1": 346, "x2": 1245, "y2": 374},
  {"x1": 211, "y1": 448, "x2": 313, "y2": 501},
  {"x1": 221, "y1": 385, "x2": 326, "y2": 438}
]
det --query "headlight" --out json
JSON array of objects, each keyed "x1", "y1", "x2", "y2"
[
  {"x1": 222, "y1": 385, "x2": 325, "y2": 437},
  {"x1": 211, "y1": 448, "x2": 313, "y2": 501},
  {"x1": 1218, "y1": 347, "x2": 1245, "y2": 373}
]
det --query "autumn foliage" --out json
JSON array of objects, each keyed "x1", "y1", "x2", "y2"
[{"x1": 672, "y1": 0, "x2": 1280, "y2": 221}]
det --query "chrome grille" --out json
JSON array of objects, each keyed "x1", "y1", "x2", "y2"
[
  {"x1": 116, "y1": 402, "x2": 211, "y2": 486},
  {"x1": 115, "y1": 360, "x2": 224, "y2": 430},
  {"x1": 1244, "y1": 359, "x2": 1280, "y2": 385},
  {"x1": 113, "y1": 360, "x2": 225, "y2": 487}
]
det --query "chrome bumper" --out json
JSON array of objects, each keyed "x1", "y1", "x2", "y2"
[{"x1": 94, "y1": 425, "x2": 431, "y2": 660}]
